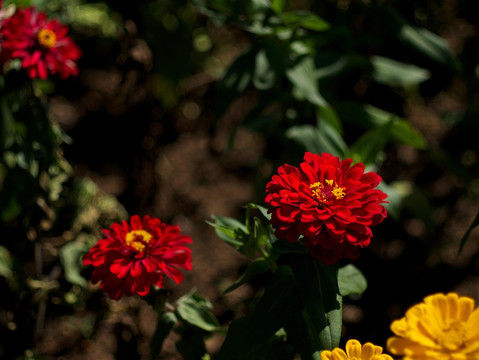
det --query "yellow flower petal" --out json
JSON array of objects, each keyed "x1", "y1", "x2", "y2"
[
  {"x1": 331, "y1": 348, "x2": 348, "y2": 360},
  {"x1": 387, "y1": 293, "x2": 479, "y2": 359},
  {"x1": 346, "y1": 339, "x2": 362, "y2": 358}
]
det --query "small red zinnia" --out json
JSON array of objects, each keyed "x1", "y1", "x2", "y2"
[
  {"x1": 83, "y1": 215, "x2": 193, "y2": 300},
  {"x1": 0, "y1": 7, "x2": 81, "y2": 79},
  {"x1": 265, "y1": 152, "x2": 387, "y2": 265}
]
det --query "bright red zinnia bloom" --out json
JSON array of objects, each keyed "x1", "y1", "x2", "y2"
[
  {"x1": 83, "y1": 215, "x2": 193, "y2": 300},
  {"x1": 265, "y1": 152, "x2": 387, "y2": 265},
  {"x1": 0, "y1": 7, "x2": 81, "y2": 79}
]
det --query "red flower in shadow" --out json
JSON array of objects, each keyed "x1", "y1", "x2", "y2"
[
  {"x1": 265, "y1": 152, "x2": 388, "y2": 265},
  {"x1": 0, "y1": 7, "x2": 81, "y2": 79},
  {"x1": 83, "y1": 215, "x2": 192, "y2": 300}
]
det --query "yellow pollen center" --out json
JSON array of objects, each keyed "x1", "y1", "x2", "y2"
[
  {"x1": 125, "y1": 229, "x2": 153, "y2": 253},
  {"x1": 310, "y1": 179, "x2": 346, "y2": 203},
  {"x1": 37, "y1": 29, "x2": 57, "y2": 48},
  {"x1": 437, "y1": 320, "x2": 466, "y2": 351}
]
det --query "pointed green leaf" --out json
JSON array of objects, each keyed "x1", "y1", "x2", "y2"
[
  {"x1": 150, "y1": 312, "x2": 177, "y2": 360},
  {"x1": 223, "y1": 258, "x2": 270, "y2": 294},
  {"x1": 286, "y1": 120, "x2": 347, "y2": 158},
  {"x1": 338, "y1": 264, "x2": 367, "y2": 296},
  {"x1": 206, "y1": 215, "x2": 248, "y2": 249},
  {"x1": 176, "y1": 292, "x2": 221, "y2": 332},
  {"x1": 0, "y1": 245, "x2": 13, "y2": 280},
  {"x1": 59, "y1": 234, "x2": 93, "y2": 287},
  {"x1": 271, "y1": 0, "x2": 287, "y2": 14},
  {"x1": 286, "y1": 56, "x2": 327, "y2": 107},
  {"x1": 371, "y1": 56, "x2": 430, "y2": 87},
  {"x1": 291, "y1": 256, "x2": 342, "y2": 351},
  {"x1": 281, "y1": 11, "x2": 329, "y2": 32},
  {"x1": 216, "y1": 266, "x2": 298, "y2": 359},
  {"x1": 458, "y1": 211, "x2": 479, "y2": 255}
]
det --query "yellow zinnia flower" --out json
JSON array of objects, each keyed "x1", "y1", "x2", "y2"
[
  {"x1": 387, "y1": 292, "x2": 479, "y2": 360},
  {"x1": 321, "y1": 339, "x2": 393, "y2": 360}
]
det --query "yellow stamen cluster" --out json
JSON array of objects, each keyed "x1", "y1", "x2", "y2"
[
  {"x1": 37, "y1": 28, "x2": 57, "y2": 48},
  {"x1": 125, "y1": 229, "x2": 153, "y2": 253},
  {"x1": 310, "y1": 179, "x2": 346, "y2": 203}
]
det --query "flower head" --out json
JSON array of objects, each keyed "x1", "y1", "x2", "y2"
[
  {"x1": 0, "y1": 7, "x2": 81, "y2": 79},
  {"x1": 387, "y1": 292, "x2": 479, "y2": 360},
  {"x1": 265, "y1": 152, "x2": 387, "y2": 265},
  {"x1": 83, "y1": 215, "x2": 193, "y2": 300},
  {"x1": 321, "y1": 339, "x2": 393, "y2": 360}
]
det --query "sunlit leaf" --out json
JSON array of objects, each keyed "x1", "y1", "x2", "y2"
[
  {"x1": 286, "y1": 56, "x2": 327, "y2": 107},
  {"x1": 176, "y1": 292, "x2": 221, "y2": 332},
  {"x1": 281, "y1": 11, "x2": 329, "y2": 32},
  {"x1": 253, "y1": 49, "x2": 277, "y2": 90},
  {"x1": 0, "y1": 245, "x2": 13, "y2": 280},
  {"x1": 338, "y1": 264, "x2": 367, "y2": 296},
  {"x1": 286, "y1": 119, "x2": 348, "y2": 158},
  {"x1": 371, "y1": 56, "x2": 430, "y2": 87},
  {"x1": 270, "y1": 0, "x2": 287, "y2": 14},
  {"x1": 59, "y1": 234, "x2": 94, "y2": 287},
  {"x1": 206, "y1": 215, "x2": 248, "y2": 250}
]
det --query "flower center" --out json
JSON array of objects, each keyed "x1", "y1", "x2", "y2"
[
  {"x1": 310, "y1": 179, "x2": 346, "y2": 204},
  {"x1": 125, "y1": 229, "x2": 153, "y2": 253},
  {"x1": 37, "y1": 29, "x2": 57, "y2": 48},
  {"x1": 437, "y1": 319, "x2": 466, "y2": 351}
]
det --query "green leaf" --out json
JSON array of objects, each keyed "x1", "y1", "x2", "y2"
[
  {"x1": 270, "y1": 0, "x2": 287, "y2": 14},
  {"x1": 150, "y1": 312, "x2": 177, "y2": 360},
  {"x1": 0, "y1": 245, "x2": 13, "y2": 280},
  {"x1": 372, "y1": 5, "x2": 459, "y2": 70},
  {"x1": 206, "y1": 215, "x2": 249, "y2": 250},
  {"x1": 284, "y1": 310, "x2": 323, "y2": 360},
  {"x1": 389, "y1": 119, "x2": 427, "y2": 149},
  {"x1": 350, "y1": 122, "x2": 393, "y2": 165},
  {"x1": 286, "y1": 56, "x2": 327, "y2": 107},
  {"x1": 216, "y1": 266, "x2": 298, "y2": 359},
  {"x1": 215, "y1": 46, "x2": 256, "y2": 119},
  {"x1": 349, "y1": 115, "x2": 426, "y2": 164},
  {"x1": 281, "y1": 11, "x2": 329, "y2": 32},
  {"x1": 399, "y1": 25, "x2": 460, "y2": 70},
  {"x1": 59, "y1": 234, "x2": 93, "y2": 287},
  {"x1": 253, "y1": 49, "x2": 277, "y2": 90},
  {"x1": 223, "y1": 258, "x2": 270, "y2": 294},
  {"x1": 176, "y1": 292, "x2": 221, "y2": 332},
  {"x1": 286, "y1": 119, "x2": 348, "y2": 158},
  {"x1": 458, "y1": 211, "x2": 479, "y2": 255},
  {"x1": 291, "y1": 256, "x2": 342, "y2": 351},
  {"x1": 370, "y1": 56, "x2": 430, "y2": 87},
  {"x1": 317, "y1": 105, "x2": 343, "y2": 135},
  {"x1": 338, "y1": 264, "x2": 367, "y2": 296},
  {"x1": 378, "y1": 180, "x2": 413, "y2": 220}
]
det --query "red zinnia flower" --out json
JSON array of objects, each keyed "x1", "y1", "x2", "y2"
[
  {"x1": 83, "y1": 215, "x2": 193, "y2": 300},
  {"x1": 0, "y1": 7, "x2": 81, "y2": 79},
  {"x1": 265, "y1": 152, "x2": 387, "y2": 265}
]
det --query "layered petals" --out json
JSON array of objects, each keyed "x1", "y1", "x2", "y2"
[
  {"x1": 0, "y1": 7, "x2": 81, "y2": 79},
  {"x1": 387, "y1": 293, "x2": 479, "y2": 360},
  {"x1": 83, "y1": 215, "x2": 192, "y2": 300},
  {"x1": 265, "y1": 152, "x2": 387, "y2": 264},
  {"x1": 321, "y1": 339, "x2": 393, "y2": 360}
]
